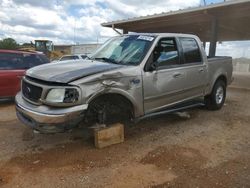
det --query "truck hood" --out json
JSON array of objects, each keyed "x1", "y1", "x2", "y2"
[{"x1": 26, "y1": 60, "x2": 123, "y2": 83}]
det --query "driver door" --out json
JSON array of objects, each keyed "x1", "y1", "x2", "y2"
[{"x1": 143, "y1": 37, "x2": 187, "y2": 114}]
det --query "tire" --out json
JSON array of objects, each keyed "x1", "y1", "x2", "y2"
[
  {"x1": 205, "y1": 80, "x2": 226, "y2": 110},
  {"x1": 86, "y1": 96, "x2": 131, "y2": 126}
]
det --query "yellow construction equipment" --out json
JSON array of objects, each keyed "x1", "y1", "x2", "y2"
[
  {"x1": 34, "y1": 40, "x2": 64, "y2": 60},
  {"x1": 19, "y1": 40, "x2": 65, "y2": 60}
]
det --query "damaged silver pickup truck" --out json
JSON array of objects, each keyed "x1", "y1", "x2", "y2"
[{"x1": 15, "y1": 33, "x2": 233, "y2": 133}]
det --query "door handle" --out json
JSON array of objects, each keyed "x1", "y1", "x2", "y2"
[
  {"x1": 198, "y1": 68, "x2": 204, "y2": 73},
  {"x1": 173, "y1": 73, "x2": 182, "y2": 78}
]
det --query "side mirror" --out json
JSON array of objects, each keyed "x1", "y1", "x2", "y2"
[
  {"x1": 148, "y1": 61, "x2": 157, "y2": 72},
  {"x1": 145, "y1": 51, "x2": 158, "y2": 72}
]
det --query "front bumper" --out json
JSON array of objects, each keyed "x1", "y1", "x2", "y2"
[{"x1": 15, "y1": 92, "x2": 88, "y2": 133}]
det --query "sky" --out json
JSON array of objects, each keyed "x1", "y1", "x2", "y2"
[{"x1": 0, "y1": 0, "x2": 249, "y2": 58}]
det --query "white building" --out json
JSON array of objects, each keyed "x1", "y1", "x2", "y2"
[{"x1": 71, "y1": 44, "x2": 102, "y2": 55}]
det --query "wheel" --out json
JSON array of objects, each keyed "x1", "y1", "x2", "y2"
[
  {"x1": 205, "y1": 80, "x2": 226, "y2": 110},
  {"x1": 86, "y1": 95, "x2": 132, "y2": 126}
]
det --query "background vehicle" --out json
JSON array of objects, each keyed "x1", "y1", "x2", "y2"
[
  {"x1": 15, "y1": 33, "x2": 233, "y2": 133},
  {"x1": 51, "y1": 54, "x2": 88, "y2": 63},
  {"x1": 0, "y1": 50, "x2": 49, "y2": 99}
]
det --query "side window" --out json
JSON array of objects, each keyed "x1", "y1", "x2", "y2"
[
  {"x1": 153, "y1": 38, "x2": 179, "y2": 68},
  {"x1": 179, "y1": 37, "x2": 202, "y2": 64},
  {"x1": 23, "y1": 54, "x2": 49, "y2": 68},
  {"x1": 0, "y1": 52, "x2": 24, "y2": 70},
  {"x1": 81, "y1": 55, "x2": 87, "y2": 59},
  {"x1": 37, "y1": 54, "x2": 49, "y2": 64},
  {"x1": 23, "y1": 54, "x2": 39, "y2": 68}
]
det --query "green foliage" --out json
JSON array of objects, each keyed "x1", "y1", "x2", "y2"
[{"x1": 0, "y1": 38, "x2": 19, "y2": 49}]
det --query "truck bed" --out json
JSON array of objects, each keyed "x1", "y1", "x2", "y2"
[
  {"x1": 207, "y1": 56, "x2": 232, "y2": 63},
  {"x1": 206, "y1": 56, "x2": 233, "y2": 94}
]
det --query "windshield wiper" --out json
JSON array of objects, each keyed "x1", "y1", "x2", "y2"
[{"x1": 92, "y1": 57, "x2": 119, "y2": 64}]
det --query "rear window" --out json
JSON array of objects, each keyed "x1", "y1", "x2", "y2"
[
  {"x1": 0, "y1": 52, "x2": 49, "y2": 70},
  {"x1": 60, "y1": 55, "x2": 79, "y2": 61}
]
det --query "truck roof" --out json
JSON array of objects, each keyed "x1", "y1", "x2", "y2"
[
  {"x1": 126, "y1": 33, "x2": 197, "y2": 36},
  {"x1": 124, "y1": 33, "x2": 199, "y2": 38}
]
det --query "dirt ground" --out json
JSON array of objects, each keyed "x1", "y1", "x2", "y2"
[{"x1": 0, "y1": 73, "x2": 249, "y2": 188}]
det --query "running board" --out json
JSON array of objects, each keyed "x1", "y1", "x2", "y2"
[{"x1": 134, "y1": 102, "x2": 205, "y2": 123}]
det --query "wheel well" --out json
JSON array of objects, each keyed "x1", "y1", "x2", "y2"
[
  {"x1": 88, "y1": 93, "x2": 135, "y2": 118},
  {"x1": 216, "y1": 75, "x2": 227, "y2": 86}
]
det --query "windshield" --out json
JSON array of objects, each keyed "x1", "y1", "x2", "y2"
[{"x1": 90, "y1": 35, "x2": 155, "y2": 65}]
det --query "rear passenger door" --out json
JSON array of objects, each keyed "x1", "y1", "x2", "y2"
[{"x1": 178, "y1": 37, "x2": 207, "y2": 97}]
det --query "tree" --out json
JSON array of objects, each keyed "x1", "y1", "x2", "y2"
[{"x1": 0, "y1": 38, "x2": 19, "y2": 49}]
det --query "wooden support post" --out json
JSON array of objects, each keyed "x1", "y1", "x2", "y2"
[
  {"x1": 209, "y1": 17, "x2": 218, "y2": 57},
  {"x1": 94, "y1": 123, "x2": 124, "y2": 149},
  {"x1": 123, "y1": 29, "x2": 128, "y2": 34},
  {"x1": 203, "y1": 41, "x2": 206, "y2": 50}
]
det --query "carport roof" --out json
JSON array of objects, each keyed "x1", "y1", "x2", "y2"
[{"x1": 102, "y1": 0, "x2": 250, "y2": 42}]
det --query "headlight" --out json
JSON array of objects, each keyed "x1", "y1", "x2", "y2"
[{"x1": 46, "y1": 88, "x2": 79, "y2": 103}]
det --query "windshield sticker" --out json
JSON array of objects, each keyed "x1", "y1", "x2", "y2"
[{"x1": 137, "y1": 35, "x2": 154, "y2": 41}]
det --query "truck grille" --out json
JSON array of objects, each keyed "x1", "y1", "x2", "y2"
[{"x1": 22, "y1": 80, "x2": 43, "y2": 103}]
